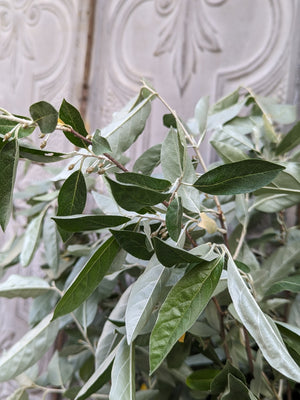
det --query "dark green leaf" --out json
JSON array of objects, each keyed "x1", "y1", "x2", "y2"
[
  {"x1": 166, "y1": 195, "x2": 182, "y2": 241},
  {"x1": 276, "y1": 121, "x2": 300, "y2": 155},
  {"x1": 193, "y1": 159, "x2": 284, "y2": 195},
  {"x1": 150, "y1": 257, "x2": 223, "y2": 373},
  {"x1": 59, "y1": 99, "x2": 88, "y2": 148},
  {"x1": 0, "y1": 139, "x2": 19, "y2": 231},
  {"x1": 211, "y1": 361, "x2": 246, "y2": 395},
  {"x1": 163, "y1": 114, "x2": 177, "y2": 128},
  {"x1": 133, "y1": 144, "x2": 162, "y2": 175},
  {"x1": 53, "y1": 214, "x2": 130, "y2": 232},
  {"x1": 110, "y1": 229, "x2": 153, "y2": 260},
  {"x1": 152, "y1": 237, "x2": 201, "y2": 267},
  {"x1": 57, "y1": 170, "x2": 87, "y2": 241},
  {"x1": 19, "y1": 142, "x2": 65, "y2": 163},
  {"x1": 53, "y1": 236, "x2": 119, "y2": 319},
  {"x1": 92, "y1": 129, "x2": 112, "y2": 155},
  {"x1": 115, "y1": 172, "x2": 171, "y2": 191},
  {"x1": 222, "y1": 374, "x2": 258, "y2": 400},
  {"x1": 186, "y1": 369, "x2": 220, "y2": 391},
  {"x1": 29, "y1": 101, "x2": 58, "y2": 133},
  {"x1": 106, "y1": 176, "x2": 169, "y2": 212}
]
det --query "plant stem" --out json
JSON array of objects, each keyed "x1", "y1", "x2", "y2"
[
  {"x1": 71, "y1": 312, "x2": 95, "y2": 355},
  {"x1": 243, "y1": 326, "x2": 254, "y2": 376},
  {"x1": 212, "y1": 297, "x2": 232, "y2": 362}
]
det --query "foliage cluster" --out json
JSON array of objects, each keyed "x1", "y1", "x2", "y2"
[{"x1": 0, "y1": 82, "x2": 300, "y2": 399}]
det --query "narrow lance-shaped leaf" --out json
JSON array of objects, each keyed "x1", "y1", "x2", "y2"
[
  {"x1": 166, "y1": 195, "x2": 183, "y2": 241},
  {"x1": 0, "y1": 139, "x2": 19, "y2": 231},
  {"x1": 53, "y1": 214, "x2": 130, "y2": 232},
  {"x1": 43, "y1": 214, "x2": 59, "y2": 273},
  {"x1": 105, "y1": 176, "x2": 169, "y2": 212},
  {"x1": 110, "y1": 229, "x2": 154, "y2": 260},
  {"x1": 29, "y1": 101, "x2": 58, "y2": 133},
  {"x1": 57, "y1": 169, "x2": 87, "y2": 241},
  {"x1": 19, "y1": 142, "x2": 66, "y2": 163},
  {"x1": 126, "y1": 256, "x2": 172, "y2": 344},
  {"x1": 59, "y1": 99, "x2": 88, "y2": 148},
  {"x1": 75, "y1": 344, "x2": 119, "y2": 400},
  {"x1": 152, "y1": 237, "x2": 201, "y2": 267},
  {"x1": 227, "y1": 255, "x2": 300, "y2": 382},
  {"x1": 150, "y1": 256, "x2": 224, "y2": 373},
  {"x1": 0, "y1": 274, "x2": 51, "y2": 298},
  {"x1": 193, "y1": 159, "x2": 284, "y2": 195},
  {"x1": 276, "y1": 121, "x2": 300, "y2": 155},
  {"x1": 20, "y1": 209, "x2": 46, "y2": 267},
  {"x1": 0, "y1": 313, "x2": 59, "y2": 382},
  {"x1": 53, "y1": 236, "x2": 119, "y2": 319},
  {"x1": 115, "y1": 172, "x2": 171, "y2": 191},
  {"x1": 110, "y1": 338, "x2": 135, "y2": 400}
]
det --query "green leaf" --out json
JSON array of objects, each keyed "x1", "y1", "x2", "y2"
[
  {"x1": 211, "y1": 360, "x2": 246, "y2": 395},
  {"x1": 163, "y1": 113, "x2": 177, "y2": 128},
  {"x1": 195, "y1": 96, "x2": 209, "y2": 135},
  {"x1": 211, "y1": 140, "x2": 248, "y2": 163},
  {"x1": 57, "y1": 170, "x2": 87, "y2": 241},
  {"x1": 126, "y1": 256, "x2": 171, "y2": 343},
  {"x1": 53, "y1": 236, "x2": 119, "y2": 319},
  {"x1": 152, "y1": 237, "x2": 202, "y2": 267},
  {"x1": 43, "y1": 214, "x2": 59, "y2": 272},
  {"x1": 210, "y1": 88, "x2": 240, "y2": 113},
  {"x1": 222, "y1": 374, "x2": 258, "y2": 400},
  {"x1": 150, "y1": 256, "x2": 223, "y2": 373},
  {"x1": 193, "y1": 159, "x2": 284, "y2": 195},
  {"x1": 19, "y1": 142, "x2": 65, "y2": 163},
  {"x1": 266, "y1": 275, "x2": 300, "y2": 296},
  {"x1": 92, "y1": 129, "x2": 112, "y2": 155},
  {"x1": 110, "y1": 229, "x2": 153, "y2": 260},
  {"x1": 102, "y1": 92, "x2": 152, "y2": 157},
  {"x1": 29, "y1": 101, "x2": 58, "y2": 133},
  {"x1": 7, "y1": 387, "x2": 29, "y2": 400},
  {"x1": 227, "y1": 256, "x2": 300, "y2": 381},
  {"x1": 0, "y1": 139, "x2": 19, "y2": 231},
  {"x1": 0, "y1": 117, "x2": 35, "y2": 138},
  {"x1": 166, "y1": 195, "x2": 183, "y2": 241},
  {"x1": 253, "y1": 95, "x2": 296, "y2": 125},
  {"x1": 161, "y1": 127, "x2": 185, "y2": 182},
  {"x1": 276, "y1": 121, "x2": 300, "y2": 155},
  {"x1": 186, "y1": 369, "x2": 219, "y2": 391},
  {"x1": 133, "y1": 144, "x2": 162, "y2": 175},
  {"x1": 47, "y1": 351, "x2": 73, "y2": 386},
  {"x1": 20, "y1": 210, "x2": 46, "y2": 267},
  {"x1": 75, "y1": 345, "x2": 118, "y2": 400},
  {"x1": 110, "y1": 338, "x2": 135, "y2": 400},
  {"x1": 115, "y1": 172, "x2": 171, "y2": 191},
  {"x1": 0, "y1": 274, "x2": 51, "y2": 298},
  {"x1": 105, "y1": 176, "x2": 169, "y2": 212},
  {"x1": 0, "y1": 313, "x2": 59, "y2": 382},
  {"x1": 53, "y1": 214, "x2": 130, "y2": 232},
  {"x1": 59, "y1": 99, "x2": 88, "y2": 148}
]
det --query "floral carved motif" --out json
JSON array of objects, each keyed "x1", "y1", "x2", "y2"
[{"x1": 154, "y1": 0, "x2": 226, "y2": 94}]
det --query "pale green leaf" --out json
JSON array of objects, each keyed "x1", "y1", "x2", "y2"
[
  {"x1": 150, "y1": 257, "x2": 223, "y2": 373},
  {"x1": 0, "y1": 274, "x2": 51, "y2": 298},
  {"x1": 211, "y1": 140, "x2": 248, "y2": 163},
  {"x1": 7, "y1": 387, "x2": 29, "y2": 400},
  {"x1": 0, "y1": 314, "x2": 59, "y2": 382},
  {"x1": 227, "y1": 256, "x2": 300, "y2": 382},
  {"x1": 126, "y1": 256, "x2": 171, "y2": 343},
  {"x1": 92, "y1": 129, "x2": 111, "y2": 154},
  {"x1": 20, "y1": 210, "x2": 46, "y2": 267},
  {"x1": 43, "y1": 214, "x2": 60, "y2": 272},
  {"x1": 133, "y1": 144, "x2": 161, "y2": 175},
  {"x1": 47, "y1": 351, "x2": 73, "y2": 386},
  {"x1": 110, "y1": 338, "x2": 135, "y2": 400}
]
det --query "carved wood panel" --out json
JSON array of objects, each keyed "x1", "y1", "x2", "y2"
[{"x1": 88, "y1": 0, "x2": 300, "y2": 163}]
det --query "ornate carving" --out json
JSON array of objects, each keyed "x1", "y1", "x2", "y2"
[{"x1": 154, "y1": 0, "x2": 225, "y2": 94}]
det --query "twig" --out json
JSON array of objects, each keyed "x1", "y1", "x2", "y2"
[
  {"x1": 212, "y1": 297, "x2": 232, "y2": 362},
  {"x1": 243, "y1": 326, "x2": 254, "y2": 376}
]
